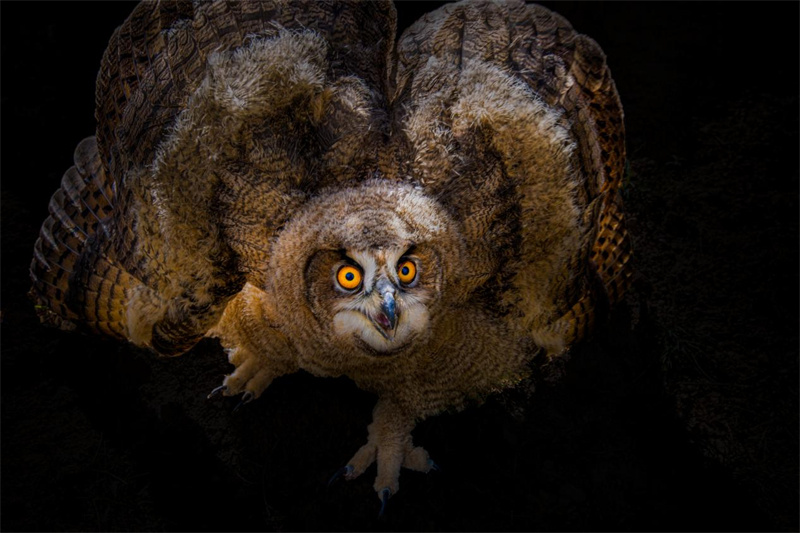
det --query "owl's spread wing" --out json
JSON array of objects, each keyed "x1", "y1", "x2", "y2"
[
  {"x1": 391, "y1": 0, "x2": 632, "y2": 351},
  {"x1": 30, "y1": 0, "x2": 397, "y2": 354},
  {"x1": 31, "y1": 136, "x2": 132, "y2": 340}
]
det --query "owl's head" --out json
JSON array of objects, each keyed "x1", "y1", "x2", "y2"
[{"x1": 268, "y1": 180, "x2": 467, "y2": 360}]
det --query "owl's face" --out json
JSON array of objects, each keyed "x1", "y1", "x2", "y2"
[
  {"x1": 302, "y1": 201, "x2": 447, "y2": 355},
  {"x1": 310, "y1": 244, "x2": 437, "y2": 354},
  {"x1": 269, "y1": 180, "x2": 466, "y2": 361}
]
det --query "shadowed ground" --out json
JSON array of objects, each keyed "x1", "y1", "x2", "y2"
[{"x1": 2, "y1": 2, "x2": 797, "y2": 531}]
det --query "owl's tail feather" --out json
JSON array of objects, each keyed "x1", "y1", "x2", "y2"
[{"x1": 29, "y1": 136, "x2": 137, "y2": 340}]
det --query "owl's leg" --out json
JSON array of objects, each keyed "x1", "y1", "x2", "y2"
[{"x1": 331, "y1": 399, "x2": 435, "y2": 513}]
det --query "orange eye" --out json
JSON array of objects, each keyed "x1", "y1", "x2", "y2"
[
  {"x1": 397, "y1": 260, "x2": 416, "y2": 284},
  {"x1": 336, "y1": 265, "x2": 362, "y2": 290}
]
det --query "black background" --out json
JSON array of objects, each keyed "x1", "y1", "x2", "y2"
[{"x1": 2, "y1": 2, "x2": 798, "y2": 531}]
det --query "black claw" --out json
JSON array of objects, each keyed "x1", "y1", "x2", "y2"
[
  {"x1": 378, "y1": 488, "x2": 391, "y2": 519},
  {"x1": 207, "y1": 385, "x2": 227, "y2": 399},
  {"x1": 327, "y1": 465, "x2": 353, "y2": 487},
  {"x1": 429, "y1": 459, "x2": 441, "y2": 472},
  {"x1": 232, "y1": 391, "x2": 254, "y2": 413}
]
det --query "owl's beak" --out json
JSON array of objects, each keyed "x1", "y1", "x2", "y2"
[{"x1": 371, "y1": 278, "x2": 398, "y2": 340}]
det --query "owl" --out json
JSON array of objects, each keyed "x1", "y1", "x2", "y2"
[{"x1": 29, "y1": 0, "x2": 631, "y2": 512}]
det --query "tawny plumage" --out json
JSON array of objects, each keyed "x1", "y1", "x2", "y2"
[{"x1": 29, "y1": 0, "x2": 632, "y2": 507}]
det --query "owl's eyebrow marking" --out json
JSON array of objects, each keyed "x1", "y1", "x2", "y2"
[
  {"x1": 402, "y1": 243, "x2": 417, "y2": 258},
  {"x1": 338, "y1": 249, "x2": 360, "y2": 265}
]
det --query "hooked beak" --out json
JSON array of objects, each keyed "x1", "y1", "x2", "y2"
[{"x1": 371, "y1": 278, "x2": 398, "y2": 340}]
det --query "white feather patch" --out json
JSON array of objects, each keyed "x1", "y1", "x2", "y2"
[{"x1": 332, "y1": 302, "x2": 430, "y2": 353}]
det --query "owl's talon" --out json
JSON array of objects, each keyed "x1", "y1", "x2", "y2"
[
  {"x1": 232, "y1": 391, "x2": 254, "y2": 413},
  {"x1": 327, "y1": 464, "x2": 354, "y2": 487},
  {"x1": 378, "y1": 487, "x2": 391, "y2": 518},
  {"x1": 207, "y1": 384, "x2": 227, "y2": 399},
  {"x1": 428, "y1": 459, "x2": 441, "y2": 472}
]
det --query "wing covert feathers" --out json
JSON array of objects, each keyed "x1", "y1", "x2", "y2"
[{"x1": 95, "y1": 0, "x2": 397, "y2": 183}]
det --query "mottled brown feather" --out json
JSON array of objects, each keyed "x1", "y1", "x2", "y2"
[
  {"x1": 393, "y1": 0, "x2": 631, "y2": 349},
  {"x1": 31, "y1": 0, "x2": 632, "y2": 498},
  {"x1": 36, "y1": 0, "x2": 399, "y2": 354},
  {"x1": 29, "y1": 137, "x2": 136, "y2": 339}
]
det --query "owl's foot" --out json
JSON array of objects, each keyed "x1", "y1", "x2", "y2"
[
  {"x1": 207, "y1": 345, "x2": 293, "y2": 408},
  {"x1": 329, "y1": 400, "x2": 435, "y2": 515},
  {"x1": 208, "y1": 387, "x2": 254, "y2": 412},
  {"x1": 330, "y1": 434, "x2": 436, "y2": 516}
]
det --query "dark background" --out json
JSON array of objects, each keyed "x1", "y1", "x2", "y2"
[{"x1": 1, "y1": 1, "x2": 798, "y2": 531}]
